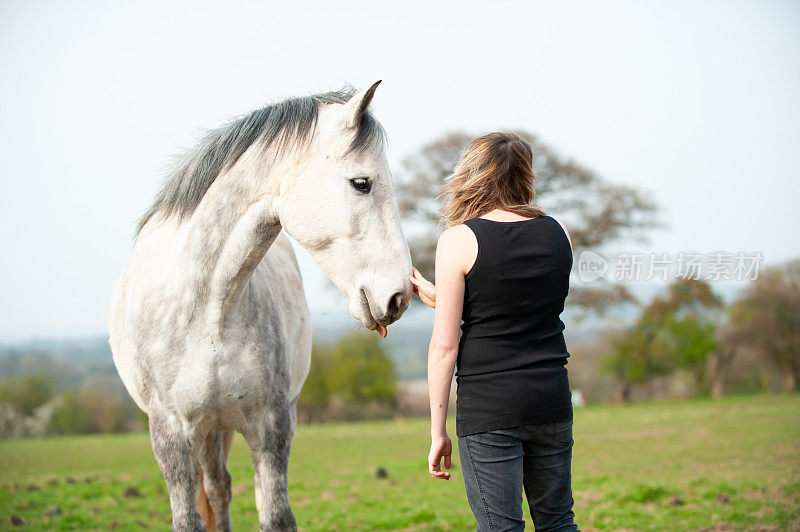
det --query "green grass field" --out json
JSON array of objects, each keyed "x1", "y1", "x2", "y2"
[{"x1": 1, "y1": 394, "x2": 798, "y2": 531}]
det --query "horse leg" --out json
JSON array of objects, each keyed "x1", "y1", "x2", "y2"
[
  {"x1": 197, "y1": 470, "x2": 215, "y2": 532},
  {"x1": 198, "y1": 430, "x2": 235, "y2": 530},
  {"x1": 148, "y1": 413, "x2": 204, "y2": 531},
  {"x1": 248, "y1": 397, "x2": 297, "y2": 531},
  {"x1": 196, "y1": 431, "x2": 233, "y2": 532}
]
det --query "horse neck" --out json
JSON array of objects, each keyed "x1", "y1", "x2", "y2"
[{"x1": 179, "y1": 152, "x2": 284, "y2": 330}]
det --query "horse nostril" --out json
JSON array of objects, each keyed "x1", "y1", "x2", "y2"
[{"x1": 386, "y1": 291, "x2": 405, "y2": 321}]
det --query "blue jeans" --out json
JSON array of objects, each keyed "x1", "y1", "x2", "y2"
[{"x1": 457, "y1": 420, "x2": 579, "y2": 531}]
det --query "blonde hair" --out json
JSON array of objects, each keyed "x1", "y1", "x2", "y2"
[{"x1": 439, "y1": 132, "x2": 545, "y2": 227}]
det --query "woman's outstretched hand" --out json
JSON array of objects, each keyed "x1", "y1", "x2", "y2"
[
  {"x1": 409, "y1": 267, "x2": 436, "y2": 308},
  {"x1": 428, "y1": 435, "x2": 452, "y2": 480}
]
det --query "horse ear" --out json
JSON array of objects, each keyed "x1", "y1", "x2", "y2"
[{"x1": 343, "y1": 80, "x2": 382, "y2": 129}]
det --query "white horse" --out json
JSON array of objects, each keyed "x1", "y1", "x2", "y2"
[{"x1": 108, "y1": 81, "x2": 412, "y2": 531}]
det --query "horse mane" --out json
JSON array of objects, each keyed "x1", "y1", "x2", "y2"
[{"x1": 136, "y1": 87, "x2": 385, "y2": 236}]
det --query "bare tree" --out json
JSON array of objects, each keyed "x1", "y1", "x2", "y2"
[{"x1": 396, "y1": 131, "x2": 659, "y2": 313}]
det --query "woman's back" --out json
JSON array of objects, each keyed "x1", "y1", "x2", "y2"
[{"x1": 456, "y1": 215, "x2": 574, "y2": 437}]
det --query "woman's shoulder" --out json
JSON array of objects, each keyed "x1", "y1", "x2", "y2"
[
  {"x1": 438, "y1": 223, "x2": 477, "y2": 246},
  {"x1": 437, "y1": 224, "x2": 479, "y2": 276},
  {"x1": 547, "y1": 216, "x2": 573, "y2": 250}
]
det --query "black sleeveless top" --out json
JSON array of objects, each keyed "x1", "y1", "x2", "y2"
[{"x1": 455, "y1": 215, "x2": 574, "y2": 437}]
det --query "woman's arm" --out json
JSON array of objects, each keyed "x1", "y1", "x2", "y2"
[{"x1": 426, "y1": 225, "x2": 471, "y2": 480}]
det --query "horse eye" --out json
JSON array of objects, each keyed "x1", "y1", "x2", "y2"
[{"x1": 349, "y1": 177, "x2": 372, "y2": 194}]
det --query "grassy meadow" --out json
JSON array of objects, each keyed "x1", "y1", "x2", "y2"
[{"x1": 1, "y1": 394, "x2": 798, "y2": 531}]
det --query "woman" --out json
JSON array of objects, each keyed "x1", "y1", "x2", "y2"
[{"x1": 409, "y1": 132, "x2": 579, "y2": 531}]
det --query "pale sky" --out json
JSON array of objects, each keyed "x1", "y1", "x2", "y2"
[{"x1": 1, "y1": 0, "x2": 799, "y2": 341}]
